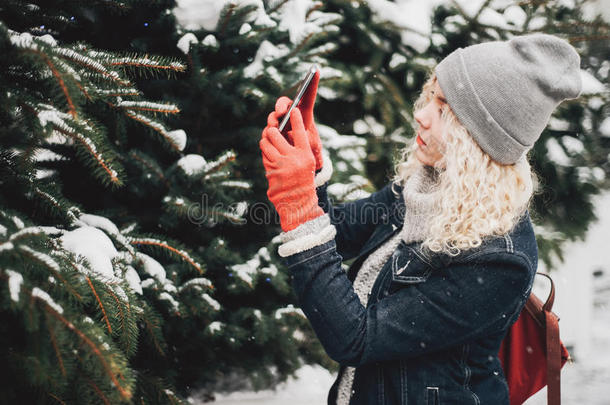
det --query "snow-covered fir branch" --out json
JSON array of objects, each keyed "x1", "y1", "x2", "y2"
[
  {"x1": 129, "y1": 237, "x2": 203, "y2": 274},
  {"x1": 116, "y1": 100, "x2": 180, "y2": 114}
]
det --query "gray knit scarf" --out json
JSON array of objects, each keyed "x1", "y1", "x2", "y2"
[{"x1": 336, "y1": 164, "x2": 441, "y2": 405}]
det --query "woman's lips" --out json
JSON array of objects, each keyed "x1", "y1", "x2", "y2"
[{"x1": 416, "y1": 134, "x2": 427, "y2": 146}]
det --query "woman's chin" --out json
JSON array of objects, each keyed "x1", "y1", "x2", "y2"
[{"x1": 415, "y1": 150, "x2": 432, "y2": 167}]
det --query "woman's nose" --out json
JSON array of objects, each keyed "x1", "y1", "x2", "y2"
[{"x1": 414, "y1": 107, "x2": 429, "y2": 129}]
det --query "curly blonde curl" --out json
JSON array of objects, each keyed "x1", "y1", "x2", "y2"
[{"x1": 391, "y1": 71, "x2": 538, "y2": 257}]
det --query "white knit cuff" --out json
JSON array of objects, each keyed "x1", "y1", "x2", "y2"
[
  {"x1": 314, "y1": 150, "x2": 333, "y2": 188},
  {"x1": 277, "y1": 213, "x2": 336, "y2": 257}
]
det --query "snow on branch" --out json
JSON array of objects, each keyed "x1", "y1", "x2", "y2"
[
  {"x1": 123, "y1": 110, "x2": 187, "y2": 152},
  {"x1": 89, "y1": 87, "x2": 142, "y2": 97},
  {"x1": 201, "y1": 150, "x2": 236, "y2": 174},
  {"x1": 128, "y1": 237, "x2": 204, "y2": 275},
  {"x1": 178, "y1": 277, "x2": 214, "y2": 292},
  {"x1": 36, "y1": 104, "x2": 122, "y2": 185},
  {"x1": 53, "y1": 47, "x2": 130, "y2": 86},
  {"x1": 117, "y1": 100, "x2": 180, "y2": 114},
  {"x1": 106, "y1": 56, "x2": 186, "y2": 73},
  {"x1": 18, "y1": 245, "x2": 61, "y2": 272}
]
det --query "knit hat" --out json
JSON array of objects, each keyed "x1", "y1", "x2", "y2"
[{"x1": 434, "y1": 33, "x2": 582, "y2": 165}]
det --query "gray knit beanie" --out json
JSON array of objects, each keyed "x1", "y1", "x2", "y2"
[{"x1": 434, "y1": 33, "x2": 582, "y2": 165}]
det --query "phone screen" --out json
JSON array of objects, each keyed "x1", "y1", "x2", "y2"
[{"x1": 278, "y1": 64, "x2": 319, "y2": 133}]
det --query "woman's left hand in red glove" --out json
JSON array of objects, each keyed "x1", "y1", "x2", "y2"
[
  {"x1": 260, "y1": 108, "x2": 324, "y2": 232},
  {"x1": 267, "y1": 70, "x2": 323, "y2": 172}
]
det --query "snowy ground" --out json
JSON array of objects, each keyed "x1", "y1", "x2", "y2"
[{"x1": 194, "y1": 365, "x2": 335, "y2": 405}]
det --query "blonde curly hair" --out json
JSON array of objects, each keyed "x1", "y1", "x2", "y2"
[{"x1": 391, "y1": 71, "x2": 538, "y2": 257}]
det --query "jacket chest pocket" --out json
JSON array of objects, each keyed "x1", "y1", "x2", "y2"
[{"x1": 385, "y1": 241, "x2": 434, "y2": 295}]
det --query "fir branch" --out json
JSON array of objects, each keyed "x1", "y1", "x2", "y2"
[
  {"x1": 67, "y1": 258, "x2": 123, "y2": 286},
  {"x1": 205, "y1": 206, "x2": 247, "y2": 224},
  {"x1": 516, "y1": 0, "x2": 550, "y2": 6},
  {"x1": 202, "y1": 150, "x2": 236, "y2": 175},
  {"x1": 218, "y1": 3, "x2": 237, "y2": 36},
  {"x1": 117, "y1": 100, "x2": 180, "y2": 115},
  {"x1": 143, "y1": 314, "x2": 165, "y2": 356},
  {"x1": 34, "y1": 103, "x2": 123, "y2": 186},
  {"x1": 107, "y1": 57, "x2": 186, "y2": 73},
  {"x1": 106, "y1": 286, "x2": 131, "y2": 352},
  {"x1": 284, "y1": 32, "x2": 315, "y2": 60},
  {"x1": 47, "y1": 392, "x2": 67, "y2": 405},
  {"x1": 219, "y1": 180, "x2": 251, "y2": 189},
  {"x1": 42, "y1": 55, "x2": 77, "y2": 117},
  {"x1": 129, "y1": 238, "x2": 204, "y2": 275},
  {"x1": 305, "y1": 42, "x2": 338, "y2": 58},
  {"x1": 53, "y1": 47, "x2": 131, "y2": 86},
  {"x1": 164, "y1": 388, "x2": 182, "y2": 405},
  {"x1": 177, "y1": 277, "x2": 214, "y2": 293},
  {"x1": 126, "y1": 151, "x2": 170, "y2": 188},
  {"x1": 86, "y1": 49, "x2": 186, "y2": 74},
  {"x1": 74, "y1": 80, "x2": 92, "y2": 101},
  {"x1": 568, "y1": 34, "x2": 610, "y2": 43},
  {"x1": 268, "y1": 0, "x2": 291, "y2": 14},
  {"x1": 376, "y1": 73, "x2": 408, "y2": 109},
  {"x1": 47, "y1": 323, "x2": 66, "y2": 376},
  {"x1": 19, "y1": 245, "x2": 61, "y2": 272},
  {"x1": 51, "y1": 125, "x2": 121, "y2": 186},
  {"x1": 89, "y1": 87, "x2": 141, "y2": 97},
  {"x1": 123, "y1": 110, "x2": 183, "y2": 152},
  {"x1": 204, "y1": 170, "x2": 231, "y2": 181},
  {"x1": 87, "y1": 377, "x2": 111, "y2": 405},
  {"x1": 306, "y1": 1, "x2": 324, "y2": 19},
  {"x1": 34, "y1": 188, "x2": 63, "y2": 212},
  {"x1": 41, "y1": 302, "x2": 133, "y2": 401},
  {"x1": 9, "y1": 233, "x2": 83, "y2": 300},
  {"x1": 50, "y1": 260, "x2": 85, "y2": 302},
  {"x1": 85, "y1": 276, "x2": 112, "y2": 334},
  {"x1": 8, "y1": 226, "x2": 61, "y2": 242}
]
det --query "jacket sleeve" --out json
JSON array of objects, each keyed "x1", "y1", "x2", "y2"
[
  {"x1": 280, "y1": 239, "x2": 534, "y2": 367},
  {"x1": 278, "y1": 152, "x2": 399, "y2": 260}
]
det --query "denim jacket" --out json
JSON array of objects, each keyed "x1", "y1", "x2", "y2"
[{"x1": 278, "y1": 172, "x2": 538, "y2": 405}]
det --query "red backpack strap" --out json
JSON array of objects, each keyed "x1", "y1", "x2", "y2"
[{"x1": 535, "y1": 272, "x2": 562, "y2": 405}]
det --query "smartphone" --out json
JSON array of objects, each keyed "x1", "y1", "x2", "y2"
[{"x1": 278, "y1": 64, "x2": 319, "y2": 132}]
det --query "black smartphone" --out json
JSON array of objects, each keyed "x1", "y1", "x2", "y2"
[{"x1": 278, "y1": 64, "x2": 319, "y2": 132}]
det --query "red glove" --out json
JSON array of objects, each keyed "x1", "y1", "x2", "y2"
[
  {"x1": 268, "y1": 70, "x2": 323, "y2": 171},
  {"x1": 260, "y1": 108, "x2": 324, "y2": 232}
]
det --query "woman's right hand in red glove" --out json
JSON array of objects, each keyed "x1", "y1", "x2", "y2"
[
  {"x1": 266, "y1": 70, "x2": 323, "y2": 172},
  {"x1": 260, "y1": 108, "x2": 324, "y2": 232}
]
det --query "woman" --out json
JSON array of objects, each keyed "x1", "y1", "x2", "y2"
[{"x1": 259, "y1": 33, "x2": 581, "y2": 405}]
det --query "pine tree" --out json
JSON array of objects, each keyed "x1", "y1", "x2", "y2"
[
  {"x1": 1, "y1": 0, "x2": 375, "y2": 401},
  {"x1": 0, "y1": 18, "x2": 191, "y2": 404},
  {"x1": 0, "y1": 1, "x2": 259, "y2": 403}
]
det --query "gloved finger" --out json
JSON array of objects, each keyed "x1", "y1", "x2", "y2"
[
  {"x1": 289, "y1": 108, "x2": 308, "y2": 150},
  {"x1": 299, "y1": 70, "x2": 319, "y2": 126},
  {"x1": 267, "y1": 111, "x2": 280, "y2": 128},
  {"x1": 262, "y1": 153, "x2": 277, "y2": 172},
  {"x1": 275, "y1": 97, "x2": 292, "y2": 116},
  {"x1": 264, "y1": 126, "x2": 293, "y2": 155},
  {"x1": 284, "y1": 130, "x2": 295, "y2": 146},
  {"x1": 259, "y1": 137, "x2": 282, "y2": 162}
]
